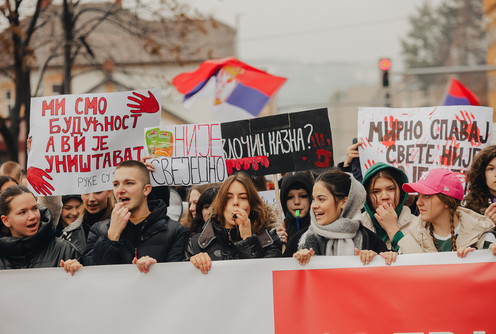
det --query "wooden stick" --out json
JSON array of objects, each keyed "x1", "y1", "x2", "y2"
[{"x1": 272, "y1": 174, "x2": 284, "y2": 229}]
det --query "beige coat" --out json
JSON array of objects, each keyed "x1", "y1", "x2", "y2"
[
  {"x1": 398, "y1": 207, "x2": 495, "y2": 253},
  {"x1": 362, "y1": 206, "x2": 416, "y2": 250}
]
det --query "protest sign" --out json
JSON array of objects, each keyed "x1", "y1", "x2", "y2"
[
  {"x1": 357, "y1": 106, "x2": 493, "y2": 189},
  {"x1": 221, "y1": 108, "x2": 333, "y2": 176},
  {"x1": 28, "y1": 89, "x2": 161, "y2": 196},
  {"x1": 258, "y1": 189, "x2": 284, "y2": 220},
  {"x1": 0, "y1": 252, "x2": 494, "y2": 334},
  {"x1": 144, "y1": 122, "x2": 227, "y2": 186}
]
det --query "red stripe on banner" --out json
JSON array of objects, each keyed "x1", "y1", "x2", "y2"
[{"x1": 273, "y1": 262, "x2": 496, "y2": 334}]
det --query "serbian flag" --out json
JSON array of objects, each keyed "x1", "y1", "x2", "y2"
[
  {"x1": 443, "y1": 78, "x2": 480, "y2": 106},
  {"x1": 172, "y1": 57, "x2": 286, "y2": 121}
]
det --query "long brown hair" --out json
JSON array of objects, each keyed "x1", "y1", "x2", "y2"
[
  {"x1": 465, "y1": 145, "x2": 496, "y2": 213},
  {"x1": 180, "y1": 183, "x2": 214, "y2": 228},
  {"x1": 213, "y1": 172, "x2": 266, "y2": 234},
  {"x1": 80, "y1": 191, "x2": 114, "y2": 222},
  {"x1": 427, "y1": 193, "x2": 460, "y2": 251}
]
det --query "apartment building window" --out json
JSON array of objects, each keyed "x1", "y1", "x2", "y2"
[
  {"x1": 52, "y1": 84, "x2": 63, "y2": 95},
  {"x1": 3, "y1": 90, "x2": 13, "y2": 118}
]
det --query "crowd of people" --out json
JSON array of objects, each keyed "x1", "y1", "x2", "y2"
[{"x1": 1, "y1": 143, "x2": 496, "y2": 274}]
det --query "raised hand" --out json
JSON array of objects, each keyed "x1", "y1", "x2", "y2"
[
  {"x1": 232, "y1": 206, "x2": 252, "y2": 240},
  {"x1": 127, "y1": 91, "x2": 159, "y2": 114},
  {"x1": 343, "y1": 140, "x2": 362, "y2": 167},
  {"x1": 107, "y1": 202, "x2": 131, "y2": 241},
  {"x1": 276, "y1": 225, "x2": 288, "y2": 244},
  {"x1": 27, "y1": 167, "x2": 54, "y2": 196}
]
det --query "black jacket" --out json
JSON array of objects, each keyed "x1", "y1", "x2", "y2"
[
  {"x1": 0, "y1": 207, "x2": 79, "y2": 269},
  {"x1": 279, "y1": 172, "x2": 314, "y2": 242},
  {"x1": 185, "y1": 219, "x2": 282, "y2": 260},
  {"x1": 83, "y1": 200, "x2": 188, "y2": 265},
  {"x1": 284, "y1": 224, "x2": 388, "y2": 257},
  {"x1": 60, "y1": 208, "x2": 111, "y2": 256}
]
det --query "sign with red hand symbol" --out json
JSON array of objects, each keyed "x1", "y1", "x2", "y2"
[
  {"x1": 357, "y1": 106, "x2": 493, "y2": 191},
  {"x1": 27, "y1": 88, "x2": 161, "y2": 196},
  {"x1": 221, "y1": 108, "x2": 333, "y2": 176}
]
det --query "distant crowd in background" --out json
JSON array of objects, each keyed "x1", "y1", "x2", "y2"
[{"x1": 1, "y1": 141, "x2": 496, "y2": 274}]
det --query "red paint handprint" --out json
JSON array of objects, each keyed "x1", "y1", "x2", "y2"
[
  {"x1": 456, "y1": 110, "x2": 480, "y2": 146},
  {"x1": 381, "y1": 115, "x2": 398, "y2": 148},
  {"x1": 310, "y1": 133, "x2": 332, "y2": 168},
  {"x1": 440, "y1": 137, "x2": 460, "y2": 167},
  {"x1": 364, "y1": 159, "x2": 376, "y2": 170},
  {"x1": 27, "y1": 167, "x2": 54, "y2": 196},
  {"x1": 127, "y1": 91, "x2": 159, "y2": 114}
]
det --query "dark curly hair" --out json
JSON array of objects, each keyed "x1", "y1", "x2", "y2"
[{"x1": 464, "y1": 145, "x2": 496, "y2": 214}]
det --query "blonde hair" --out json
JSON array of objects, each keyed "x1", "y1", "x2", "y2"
[{"x1": 427, "y1": 193, "x2": 460, "y2": 251}]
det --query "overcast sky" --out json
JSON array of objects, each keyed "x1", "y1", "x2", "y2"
[{"x1": 189, "y1": 0, "x2": 444, "y2": 68}]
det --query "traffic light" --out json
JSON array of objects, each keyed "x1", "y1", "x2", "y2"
[{"x1": 378, "y1": 58, "x2": 391, "y2": 88}]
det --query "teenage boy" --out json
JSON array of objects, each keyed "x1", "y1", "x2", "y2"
[{"x1": 82, "y1": 160, "x2": 188, "y2": 272}]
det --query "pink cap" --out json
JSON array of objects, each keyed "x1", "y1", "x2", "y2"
[{"x1": 402, "y1": 168, "x2": 464, "y2": 201}]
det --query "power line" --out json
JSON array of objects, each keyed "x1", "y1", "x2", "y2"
[{"x1": 240, "y1": 16, "x2": 407, "y2": 43}]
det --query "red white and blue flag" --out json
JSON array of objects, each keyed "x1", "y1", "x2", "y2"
[
  {"x1": 443, "y1": 78, "x2": 480, "y2": 106},
  {"x1": 172, "y1": 57, "x2": 286, "y2": 121}
]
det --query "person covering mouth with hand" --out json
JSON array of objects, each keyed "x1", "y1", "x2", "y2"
[{"x1": 82, "y1": 160, "x2": 188, "y2": 273}]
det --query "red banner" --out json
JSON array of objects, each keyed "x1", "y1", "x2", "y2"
[{"x1": 274, "y1": 262, "x2": 496, "y2": 334}]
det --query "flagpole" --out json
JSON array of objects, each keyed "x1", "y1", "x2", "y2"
[
  {"x1": 440, "y1": 77, "x2": 454, "y2": 105},
  {"x1": 272, "y1": 174, "x2": 286, "y2": 253}
]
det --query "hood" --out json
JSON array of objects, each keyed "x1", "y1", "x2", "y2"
[
  {"x1": 362, "y1": 162, "x2": 408, "y2": 218},
  {"x1": 0, "y1": 206, "x2": 55, "y2": 256},
  {"x1": 341, "y1": 173, "x2": 367, "y2": 219},
  {"x1": 146, "y1": 199, "x2": 168, "y2": 222},
  {"x1": 279, "y1": 172, "x2": 314, "y2": 214}
]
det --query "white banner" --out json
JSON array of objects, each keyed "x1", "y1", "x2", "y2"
[
  {"x1": 0, "y1": 252, "x2": 494, "y2": 334},
  {"x1": 28, "y1": 89, "x2": 161, "y2": 196},
  {"x1": 357, "y1": 106, "x2": 493, "y2": 189},
  {"x1": 145, "y1": 122, "x2": 227, "y2": 186}
]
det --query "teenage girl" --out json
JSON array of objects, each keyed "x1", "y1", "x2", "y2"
[{"x1": 401, "y1": 168, "x2": 495, "y2": 256}]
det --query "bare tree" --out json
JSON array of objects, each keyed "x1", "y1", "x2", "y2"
[
  {"x1": 401, "y1": 0, "x2": 487, "y2": 101},
  {"x1": 0, "y1": 0, "x2": 47, "y2": 162}
]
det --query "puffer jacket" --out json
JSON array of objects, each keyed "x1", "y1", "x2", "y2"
[
  {"x1": 399, "y1": 207, "x2": 495, "y2": 253},
  {"x1": 83, "y1": 199, "x2": 188, "y2": 265},
  {"x1": 0, "y1": 207, "x2": 79, "y2": 269},
  {"x1": 185, "y1": 202, "x2": 282, "y2": 260}
]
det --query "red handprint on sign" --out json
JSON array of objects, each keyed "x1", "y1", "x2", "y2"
[
  {"x1": 127, "y1": 91, "x2": 159, "y2": 114},
  {"x1": 456, "y1": 110, "x2": 481, "y2": 146},
  {"x1": 381, "y1": 115, "x2": 398, "y2": 148},
  {"x1": 310, "y1": 133, "x2": 332, "y2": 168},
  {"x1": 27, "y1": 167, "x2": 54, "y2": 196},
  {"x1": 364, "y1": 159, "x2": 376, "y2": 171}
]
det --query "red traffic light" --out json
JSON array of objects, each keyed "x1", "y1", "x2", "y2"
[{"x1": 379, "y1": 58, "x2": 391, "y2": 71}]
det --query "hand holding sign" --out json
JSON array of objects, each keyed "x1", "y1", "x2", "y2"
[
  {"x1": 127, "y1": 91, "x2": 159, "y2": 114},
  {"x1": 27, "y1": 167, "x2": 54, "y2": 196}
]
